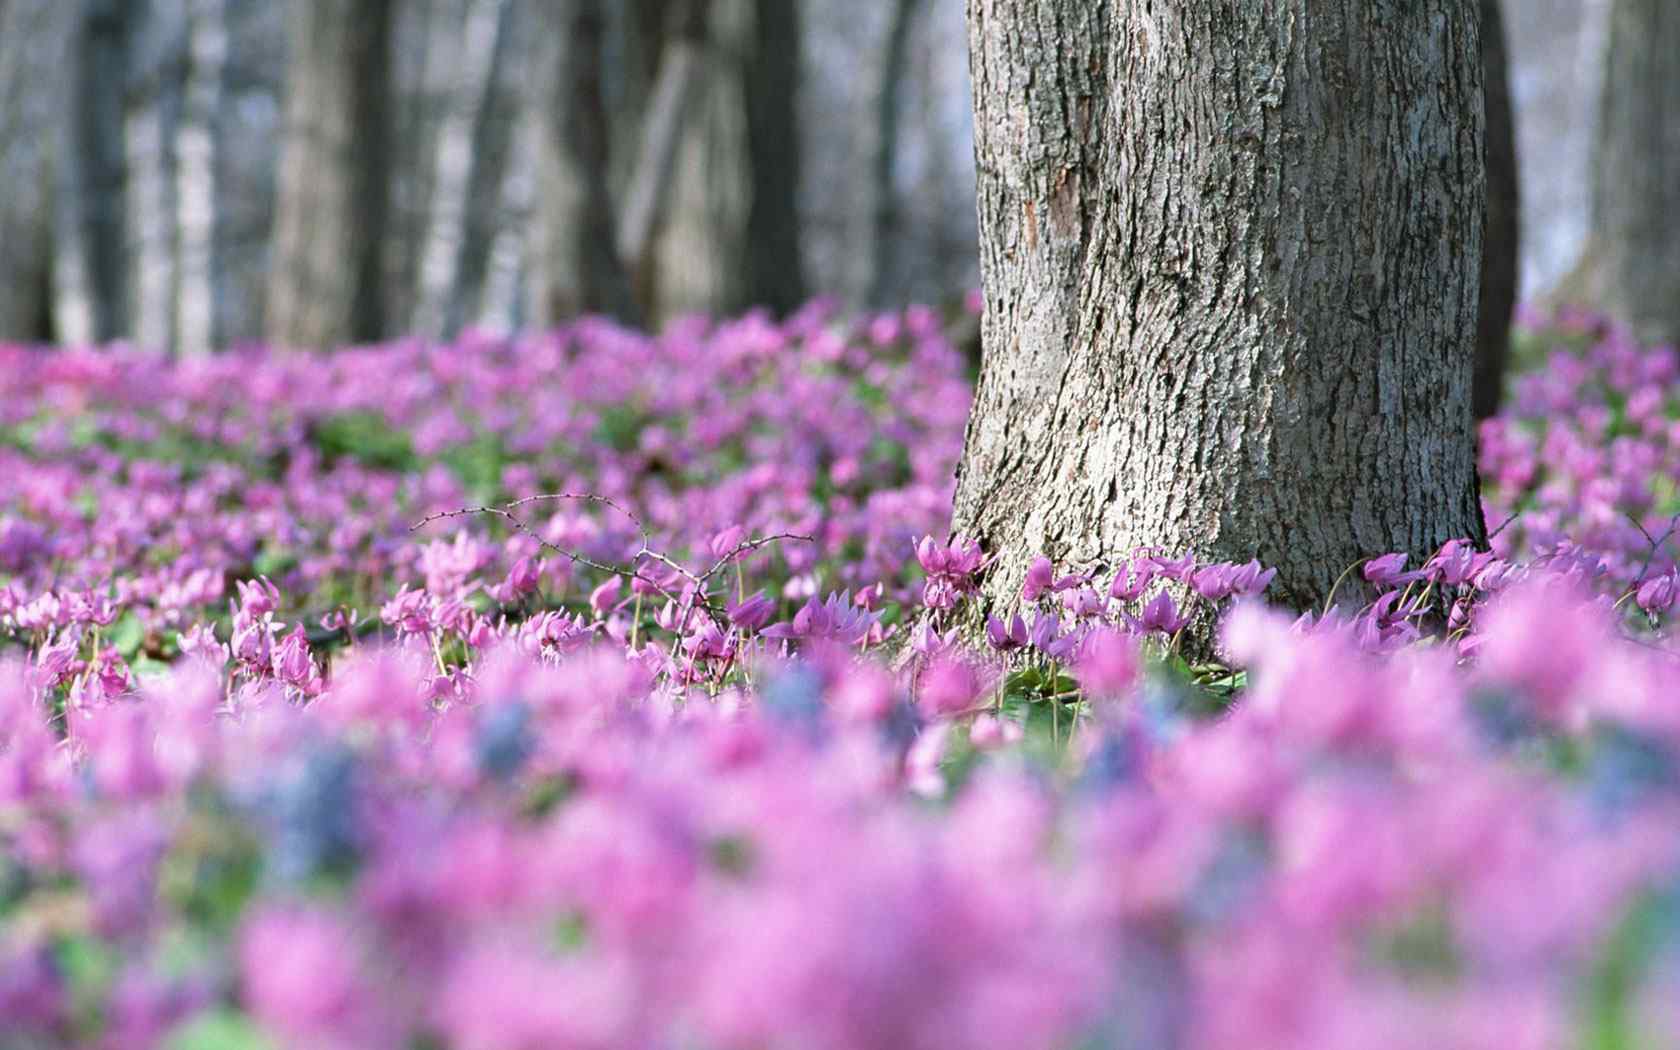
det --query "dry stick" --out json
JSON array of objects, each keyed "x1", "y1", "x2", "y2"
[
  {"x1": 411, "y1": 493, "x2": 812, "y2": 627},
  {"x1": 1624, "y1": 509, "x2": 1680, "y2": 589}
]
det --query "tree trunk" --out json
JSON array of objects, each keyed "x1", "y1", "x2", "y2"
[
  {"x1": 174, "y1": 0, "x2": 226, "y2": 357},
  {"x1": 1560, "y1": 0, "x2": 1680, "y2": 346},
  {"x1": 452, "y1": 0, "x2": 529, "y2": 330},
  {"x1": 266, "y1": 0, "x2": 394, "y2": 349},
  {"x1": 953, "y1": 0, "x2": 1487, "y2": 619},
  {"x1": 617, "y1": 0, "x2": 713, "y2": 305},
  {"x1": 57, "y1": 0, "x2": 133, "y2": 345},
  {"x1": 412, "y1": 0, "x2": 504, "y2": 338},
  {"x1": 528, "y1": 0, "x2": 639, "y2": 326},
  {"x1": 743, "y1": 0, "x2": 806, "y2": 316},
  {"x1": 865, "y1": 0, "x2": 920, "y2": 309},
  {"x1": 653, "y1": 0, "x2": 751, "y2": 320},
  {"x1": 0, "y1": 0, "x2": 76, "y2": 342},
  {"x1": 1473, "y1": 0, "x2": 1518, "y2": 420}
]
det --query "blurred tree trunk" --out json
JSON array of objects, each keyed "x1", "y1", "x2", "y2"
[
  {"x1": 53, "y1": 0, "x2": 134, "y2": 346},
  {"x1": 174, "y1": 0, "x2": 226, "y2": 357},
  {"x1": 743, "y1": 0, "x2": 806, "y2": 316},
  {"x1": 1557, "y1": 0, "x2": 1680, "y2": 346},
  {"x1": 452, "y1": 0, "x2": 529, "y2": 328},
  {"x1": 0, "y1": 0, "x2": 76, "y2": 342},
  {"x1": 412, "y1": 0, "x2": 504, "y2": 338},
  {"x1": 528, "y1": 0, "x2": 639, "y2": 326},
  {"x1": 953, "y1": 0, "x2": 1487, "y2": 620},
  {"x1": 653, "y1": 0, "x2": 750, "y2": 320},
  {"x1": 619, "y1": 0, "x2": 713, "y2": 312},
  {"x1": 267, "y1": 0, "x2": 395, "y2": 349},
  {"x1": 1474, "y1": 0, "x2": 1518, "y2": 420},
  {"x1": 865, "y1": 0, "x2": 919, "y2": 309},
  {"x1": 388, "y1": 0, "x2": 465, "y2": 332},
  {"x1": 124, "y1": 0, "x2": 185, "y2": 354}
]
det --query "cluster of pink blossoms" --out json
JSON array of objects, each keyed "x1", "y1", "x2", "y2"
[{"x1": 0, "y1": 307, "x2": 1678, "y2": 1048}]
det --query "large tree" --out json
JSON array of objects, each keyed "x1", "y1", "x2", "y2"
[
  {"x1": 1558, "y1": 0, "x2": 1680, "y2": 346},
  {"x1": 953, "y1": 1, "x2": 1487, "y2": 617},
  {"x1": 266, "y1": 0, "x2": 395, "y2": 349}
]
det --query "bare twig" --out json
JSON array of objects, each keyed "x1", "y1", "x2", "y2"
[
  {"x1": 1487, "y1": 508, "x2": 1522, "y2": 540},
  {"x1": 412, "y1": 493, "x2": 813, "y2": 629},
  {"x1": 1626, "y1": 509, "x2": 1680, "y2": 589}
]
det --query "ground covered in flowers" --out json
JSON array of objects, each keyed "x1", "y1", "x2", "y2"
[{"x1": 3, "y1": 302, "x2": 1680, "y2": 1049}]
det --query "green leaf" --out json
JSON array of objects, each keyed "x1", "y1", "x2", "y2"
[
  {"x1": 106, "y1": 611, "x2": 147, "y2": 659},
  {"x1": 57, "y1": 933, "x2": 118, "y2": 1036},
  {"x1": 1583, "y1": 895, "x2": 1667, "y2": 1050},
  {"x1": 165, "y1": 1009, "x2": 277, "y2": 1050}
]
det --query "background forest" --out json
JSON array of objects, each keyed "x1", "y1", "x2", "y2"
[{"x1": 0, "y1": 0, "x2": 1634, "y2": 353}]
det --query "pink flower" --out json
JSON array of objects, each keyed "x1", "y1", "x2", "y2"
[
  {"x1": 1074, "y1": 627, "x2": 1140, "y2": 699},
  {"x1": 920, "y1": 656, "x2": 985, "y2": 717},
  {"x1": 1022, "y1": 556, "x2": 1056, "y2": 601},
  {"x1": 1636, "y1": 572, "x2": 1678, "y2": 614}
]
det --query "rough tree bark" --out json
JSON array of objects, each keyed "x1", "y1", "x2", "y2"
[
  {"x1": 1474, "y1": 0, "x2": 1518, "y2": 420},
  {"x1": 266, "y1": 0, "x2": 395, "y2": 349},
  {"x1": 528, "y1": 0, "x2": 639, "y2": 326},
  {"x1": 0, "y1": 0, "x2": 75, "y2": 342},
  {"x1": 953, "y1": 1, "x2": 1488, "y2": 619},
  {"x1": 743, "y1": 0, "x2": 807, "y2": 316},
  {"x1": 1557, "y1": 0, "x2": 1680, "y2": 346}
]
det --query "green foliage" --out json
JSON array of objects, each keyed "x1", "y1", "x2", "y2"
[
  {"x1": 592, "y1": 404, "x2": 647, "y2": 454},
  {"x1": 165, "y1": 1009, "x2": 277, "y2": 1050},
  {"x1": 1583, "y1": 894, "x2": 1668, "y2": 1050},
  {"x1": 440, "y1": 432, "x2": 508, "y2": 504},
  {"x1": 309, "y1": 411, "x2": 417, "y2": 472},
  {"x1": 57, "y1": 933, "x2": 119, "y2": 1037}
]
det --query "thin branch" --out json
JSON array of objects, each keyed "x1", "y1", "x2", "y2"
[{"x1": 412, "y1": 493, "x2": 813, "y2": 628}]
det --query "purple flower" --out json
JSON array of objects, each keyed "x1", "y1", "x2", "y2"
[
  {"x1": 1425, "y1": 539, "x2": 1478, "y2": 586},
  {"x1": 235, "y1": 576, "x2": 281, "y2": 618},
  {"x1": 589, "y1": 577, "x2": 623, "y2": 616},
  {"x1": 763, "y1": 592, "x2": 882, "y2": 646},
  {"x1": 709, "y1": 525, "x2": 747, "y2": 562},
  {"x1": 916, "y1": 535, "x2": 986, "y2": 610},
  {"x1": 1190, "y1": 564, "x2": 1237, "y2": 602},
  {"x1": 1109, "y1": 560, "x2": 1157, "y2": 603},
  {"x1": 1361, "y1": 552, "x2": 1418, "y2": 588},
  {"x1": 1022, "y1": 556, "x2": 1056, "y2": 602},
  {"x1": 986, "y1": 613, "x2": 1028, "y2": 652},
  {"x1": 1137, "y1": 590, "x2": 1191, "y2": 635},
  {"x1": 1074, "y1": 627, "x2": 1140, "y2": 699},
  {"x1": 1636, "y1": 572, "x2": 1678, "y2": 614},
  {"x1": 727, "y1": 591, "x2": 776, "y2": 632},
  {"x1": 274, "y1": 626, "x2": 320, "y2": 694},
  {"x1": 919, "y1": 656, "x2": 985, "y2": 716}
]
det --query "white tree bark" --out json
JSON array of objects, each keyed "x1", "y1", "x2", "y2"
[
  {"x1": 0, "y1": 0, "x2": 76, "y2": 341},
  {"x1": 266, "y1": 0, "x2": 395, "y2": 349},
  {"x1": 174, "y1": 0, "x2": 226, "y2": 357},
  {"x1": 954, "y1": 0, "x2": 1487, "y2": 621},
  {"x1": 653, "y1": 0, "x2": 751, "y2": 319},
  {"x1": 123, "y1": 0, "x2": 185, "y2": 354},
  {"x1": 1561, "y1": 0, "x2": 1680, "y2": 345},
  {"x1": 412, "y1": 0, "x2": 505, "y2": 338}
]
